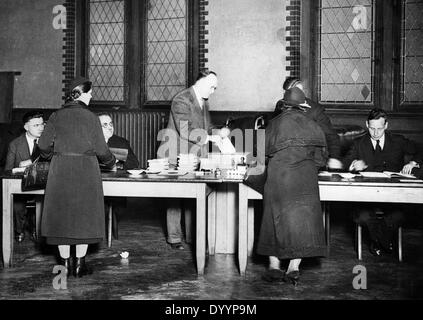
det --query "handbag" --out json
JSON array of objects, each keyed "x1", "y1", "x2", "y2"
[
  {"x1": 242, "y1": 165, "x2": 267, "y2": 195},
  {"x1": 21, "y1": 157, "x2": 50, "y2": 191}
]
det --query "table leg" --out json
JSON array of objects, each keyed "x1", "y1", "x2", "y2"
[
  {"x1": 2, "y1": 181, "x2": 14, "y2": 268},
  {"x1": 247, "y1": 204, "x2": 255, "y2": 257},
  {"x1": 35, "y1": 196, "x2": 43, "y2": 238},
  {"x1": 238, "y1": 183, "x2": 249, "y2": 276},
  {"x1": 207, "y1": 190, "x2": 216, "y2": 255},
  {"x1": 196, "y1": 185, "x2": 207, "y2": 275},
  {"x1": 323, "y1": 202, "x2": 330, "y2": 253},
  {"x1": 108, "y1": 203, "x2": 113, "y2": 248}
]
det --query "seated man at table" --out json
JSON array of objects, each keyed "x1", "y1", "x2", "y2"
[
  {"x1": 98, "y1": 112, "x2": 139, "y2": 238},
  {"x1": 5, "y1": 110, "x2": 45, "y2": 242},
  {"x1": 343, "y1": 108, "x2": 420, "y2": 256}
]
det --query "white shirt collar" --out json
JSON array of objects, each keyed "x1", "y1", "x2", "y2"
[
  {"x1": 370, "y1": 134, "x2": 385, "y2": 150},
  {"x1": 192, "y1": 85, "x2": 204, "y2": 109},
  {"x1": 25, "y1": 133, "x2": 38, "y2": 155}
]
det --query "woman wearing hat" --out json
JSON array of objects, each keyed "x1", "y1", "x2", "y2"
[
  {"x1": 257, "y1": 87, "x2": 328, "y2": 286},
  {"x1": 38, "y1": 77, "x2": 116, "y2": 277}
]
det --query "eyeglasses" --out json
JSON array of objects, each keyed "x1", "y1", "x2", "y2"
[
  {"x1": 101, "y1": 122, "x2": 114, "y2": 128},
  {"x1": 30, "y1": 123, "x2": 46, "y2": 128}
]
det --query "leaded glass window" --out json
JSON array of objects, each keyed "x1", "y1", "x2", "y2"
[
  {"x1": 318, "y1": 0, "x2": 374, "y2": 104},
  {"x1": 401, "y1": 0, "x2": 423, "y2": 104},
  {"x1": 87, "y1": 0, "x2": 126, "y2": 102},
  {"x1": 145, "y1": 0, "x2": 187, "y2": 102}
]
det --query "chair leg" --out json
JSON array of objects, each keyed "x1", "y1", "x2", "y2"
[
  {"x1": 357, "y1": 224, "x2": 362, "y2": 260},
  {"x1": 398, "y1": 227, "x2": 402, "y2": 262}
]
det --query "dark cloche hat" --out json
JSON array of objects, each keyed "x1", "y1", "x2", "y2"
[
  {"x1": 282, "y1": 87, "x2": 309, "y2": 108},
  {"x1": 67, "y1": 76, "x2": 91, "y2": 93}
]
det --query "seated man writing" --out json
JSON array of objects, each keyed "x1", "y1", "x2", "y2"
[
  {"x1": 5, "y1": 111, "x2": 46, "y2": 242},
  {"x1": 343, "y1": 108, "x2": 420, "y2": 256}
]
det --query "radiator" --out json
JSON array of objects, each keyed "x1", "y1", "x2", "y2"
[{"x1": 109, "y1": 111, "x2": 167, "y2": 169}]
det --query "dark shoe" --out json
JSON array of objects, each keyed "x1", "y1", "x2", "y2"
[
  {"x1": 370, "y1": 241, "x2": 382, "y2": 256},
  {"x1": 73, "y1": 257, "x2": 93, "y2": 278},
  {"x1": 284, "y1": 270, "x2": 300, "y2": 286},
  {"x1": 262, "y1": 269, "x2": 285, "y2": 282},
  {"x1": 170, "y1": 242, "x2": 184, "y2": 250},
  {"x1": 60, "y1": 258, "x2": 72, "y2": 277},
  {"x1": 16, "y1": 232, "x2": 25, "y2": 243}
]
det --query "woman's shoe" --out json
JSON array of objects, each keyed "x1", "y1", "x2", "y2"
[
  {"x1": 73, "y1": 257, "x2": 93, "y2": 278},
  {"x1": 60, "y1": 257, "x2": 72, "y2": 277},
  {"x1": 284, "y1": 270, "x2": 300, "y2": 286}
]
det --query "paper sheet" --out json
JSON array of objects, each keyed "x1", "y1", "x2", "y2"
[
  {"x1": 359, "y1": 171, "x2": 389, "y2": 178},
  {"x1": 12, "y1": 167, "x2": 26, "y2": 174},
  {"x1": 215, "y1": 137, "x2": 236, "y2": 154}
]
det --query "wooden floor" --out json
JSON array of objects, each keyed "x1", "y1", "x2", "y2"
[{"x1": 1, "y1": 199, "x2": 423, "y2": 301}]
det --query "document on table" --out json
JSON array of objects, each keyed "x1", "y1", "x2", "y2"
[
  {"x1": 359, "y1": 171, "x2": 390, "y2": 178},
  {"x1": 383, "y1": 171, "x2": 416, "y2": 179},
  {"x1": 215, "y1": 137, "x2": 236, "y2": 154}
]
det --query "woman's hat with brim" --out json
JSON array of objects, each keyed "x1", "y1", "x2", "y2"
[
  {"x1": 67, "y1": 76, "x2": 91, "y2": 93},
  {"x1": 282, "y1": 87, "x2": 310, "y2": 108}
]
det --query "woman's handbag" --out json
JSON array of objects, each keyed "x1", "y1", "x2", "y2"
[
  {"x1": 242, "y1": 165, "x2": 267, "y2": 195},
  {"x1": 21, "y1": 157, "x2": 50, "y2": 191}
]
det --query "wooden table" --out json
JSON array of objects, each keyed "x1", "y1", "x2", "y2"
[
  {"x1": 236, "y1": 176, "x2": 423, "y2": 276},
  {"x1": 1, "y1": 171, "x2": 220, "y2": 275}
]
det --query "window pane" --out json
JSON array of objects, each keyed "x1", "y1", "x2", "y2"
[
  {"x1": 88, "y1": 0, "x2": 126, "y2": 102},
  {"x1": 401, "y1": 0, "x2": 423, "y2": 104},
  {"x1": 318, "y1": 0, "x2": 374, "y2": 103},
  {"x1": 145, "y1": 0, "x2": 187, "y2": 102}
]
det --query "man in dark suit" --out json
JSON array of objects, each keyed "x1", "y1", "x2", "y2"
[
  {"x1": 343, "y1": 108, "x2": 420, "y2": 256},
  {"x1": 98, "y1": 112, "x2": 139, "y2": 239},
  {"x1": 5, "y1": 110, "x2": 45, "y2": 242},
  {"x1": 157, "y1": 70, "x2": 224, "y2": 250},
  {"x1": 273, "y1": 77, "x2": 343, "y2": 170}
]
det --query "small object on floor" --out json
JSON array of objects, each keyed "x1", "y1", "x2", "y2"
[
  {"x1": 262, "y1": 269, "x2": 285, "y2": 282},
  {"x1": 284, "y1": 270, "x2": 300, "y2": 286},
  {"x1": 120, "y1": 251, "x2": 129, "y2": 259},
  {"x1": 170, "y1": 242, "x2": 184, "y2": 250},
  {"x1": 16, "y1": 232, "x2": 25, "y2": 243},
  {"x1": 370, "y1": 241, "x2": 382, "y2": 256}
]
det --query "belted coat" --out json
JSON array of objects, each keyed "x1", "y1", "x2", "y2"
[{"x1": 257, "y1": 107, "x2": 328, "y2": 259}]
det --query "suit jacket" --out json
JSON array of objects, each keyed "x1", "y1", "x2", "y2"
[
  {"x1": 108, "y1": 134, "x2": 139, "y2": 170},
  {"x1": 158, "y1": 86, "x2": 213, "y2": 165},
  {"x1": 273, "y1": 98, "x2": 341, "y2": 159},
  {"x1": 5, "y1": 133, "x2": 32, "y2": 171},
  {"x1": 343, "y1": 132, "x2": 418, "y2": 172}
]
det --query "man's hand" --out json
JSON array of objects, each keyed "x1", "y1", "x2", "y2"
[
  {"x1": 349, "y1": 159, "x2": 368, "y2": 172},
  {"x1": 327, "y1": 158, "x2": 343, "y2": 170},
  {"x1": 218, "y1": 127, "x2": 231, "y2": 138},
  {"x1": 401, "y1": 161, "x2": 420, "y2": 175},
  {"x1": 19, "y1": 159, "x2": 33, "y2": 168},
  {"x1": 207, "y1": 135, "x2": 222, "y2": 144}
]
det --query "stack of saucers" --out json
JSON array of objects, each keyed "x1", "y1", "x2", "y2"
[
  {"x1": 147, "y1": 158, "x2": 169, "y2": 173},
  {"x1": 177, "y1": 154, "x2": 199, "y2": 172}
]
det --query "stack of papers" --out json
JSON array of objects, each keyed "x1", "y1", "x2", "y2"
[
  {"x1": 147, "y1": 158, "x2": 169, "y2": 173},
  {"x1": 177, "y1": 154, "x2": 199, "y2": 172}
]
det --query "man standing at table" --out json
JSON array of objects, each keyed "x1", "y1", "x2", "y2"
[
  {"x1": 343, "y1": 108, "x2": 420, "y2": 256},
  {"x1": 157, "y1": 70, "x2": 226, "y2": 250},
  {"x1": 5, "y1": 111, "x2": 45, "y2": 242}
]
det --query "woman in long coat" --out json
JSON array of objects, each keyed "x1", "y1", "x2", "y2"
[
  {"x1": 38, "y1": 77, "x2": 115, "y2": 277},
  {"x1": 257, "y1": 87, "x2": 328, "y2": 286}
]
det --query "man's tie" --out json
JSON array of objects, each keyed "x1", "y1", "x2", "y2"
[
  {"x1": 375, "y1": 140, "x2": 382, "y2": 153},
  {"x1": 31, "y1": 139, "x2": 40, "y2": 161}
]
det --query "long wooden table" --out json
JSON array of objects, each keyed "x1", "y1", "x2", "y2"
[
  {"x1": 236, "y1": 176, "x2": 423, "y2": 276},
  {"x1": 1, "y1": 171, "x2": 220, "y2": 275}
]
